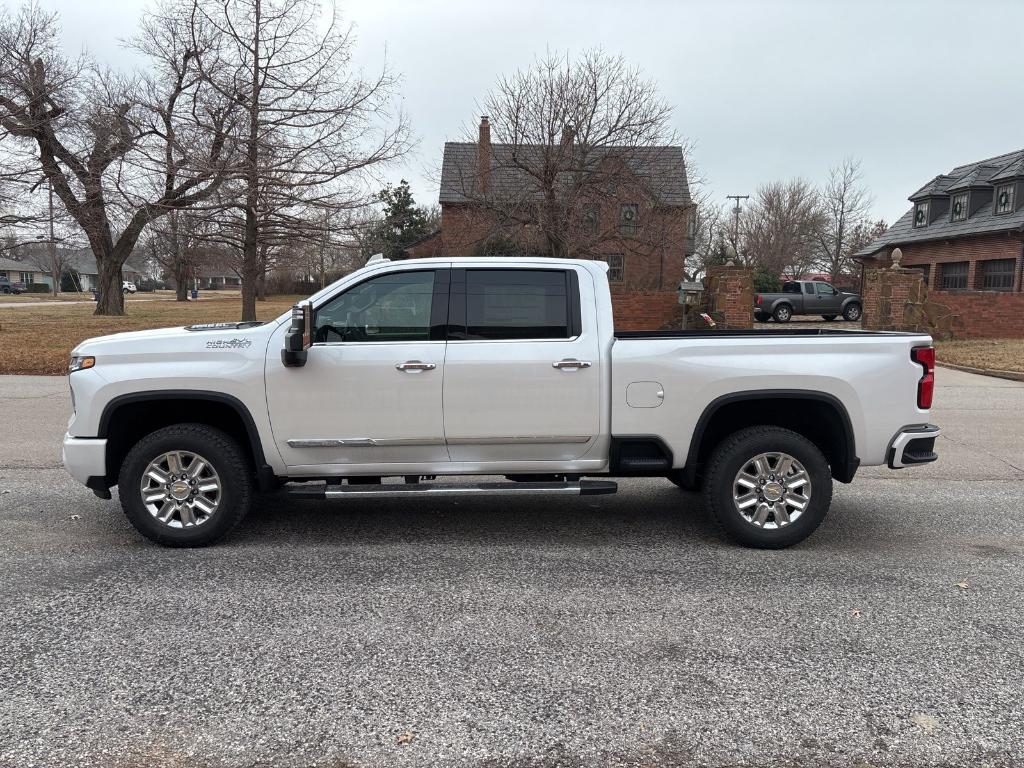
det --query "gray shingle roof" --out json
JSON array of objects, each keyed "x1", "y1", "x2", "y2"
[
  {"x1": 438, "y1": 142, "x2": 690, "y2": 207},
  {"x1": 856, "y1": 148, "x2": 1024, "y2": 257}
]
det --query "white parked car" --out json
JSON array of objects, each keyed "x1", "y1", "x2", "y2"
[
  {"x1": 63, "y1": 257, "x2": 939, "y2": 549},
  {"x1": 122, "y1": 281, "x2": 137, "y2": 294}
]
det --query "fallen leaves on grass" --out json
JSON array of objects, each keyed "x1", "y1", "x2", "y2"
[{"x1": 935, "y1": 339, "x2": 1024, "y2": 375}]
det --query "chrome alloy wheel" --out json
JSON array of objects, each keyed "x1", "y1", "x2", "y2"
[
  {"x1": 732, "y1": 452, "x2": 812, "y2": 529},
  {"x1": 140, "y1": 450, "x2": 221, "y2": 528}
]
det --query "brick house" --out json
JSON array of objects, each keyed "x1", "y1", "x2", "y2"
[
  {"x1": 405, "y1": 117, "x2": 693, "y2": 328},
  {"x1": 855, "y1": 151, "x2": 1024, "y2": 333}
]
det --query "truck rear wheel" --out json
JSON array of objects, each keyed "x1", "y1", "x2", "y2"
[
  {"x1": 754, "y1": 311, "x2": 770, "y2": 323},
  {"x1": 703, "y1": 426, "x2": 832, "y2": 548},
  {"x1": 772, "y1": 305, "x2": 792, "y2": 323},
  {"x1": 821, "y1": 314, "x2": 837, "y2": 321},
  {"x1": 118, "y1": 423, "x2": 253, "y2": 547}
]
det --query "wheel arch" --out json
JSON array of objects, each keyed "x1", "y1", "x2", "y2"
[
  {"x1": 683, "y1": 390, "x2": 859, "y2": 487},
  {"x1": 97, "y1": 390, "x2": 274, "y2": 490}
]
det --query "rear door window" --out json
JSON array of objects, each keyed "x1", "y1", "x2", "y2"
[{"x1": 459, "y1": 269, "x2": 575, "y2": 340}]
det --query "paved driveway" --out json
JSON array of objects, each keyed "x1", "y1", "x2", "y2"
[{"x1": 1, "y1": 369, "x2": 1022, "y2": 767}]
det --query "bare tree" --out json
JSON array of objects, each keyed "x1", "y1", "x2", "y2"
[
  {"x1": 190, "y1": 0, "x2": 410, "y2": 320},
  {"x1": 817, "y1": 157, "x2": 873, "y2": 281},
  {"x1": 742, "y1": 178, "x2": 824, "y2": 279},
  {"x1": 452, "y1": 49, "x2": 685, "y2": 271},
  {"x1": 0, "y1": 2, "x2": 239, "y2": 314}
]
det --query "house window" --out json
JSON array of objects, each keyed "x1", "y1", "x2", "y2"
[
  {"x1": 600, "y1": 254, "x2": 625, "y2": 283},
  {"x1": 939, "y1": 261, "x2": 968, "y2": 291},
  {"x1": 20, "y1": 272, "x2": 33, "y2": 284},
  {"x1": 995, "y1": 184, "x2": 1015, "y2": 215},
  {"x1": 950, "y1": 192, "x2": 968, "y2": 222},
  {"x1": 913, "y1": 201, "x2": 929, "y2": 228},
  {"x1": 619, "y1": 204, "x2": 639, "y2": 237},
  {"x1": 582, "y1": 203, "x2": 599, "y2": 235},
  {"x1": 0, "y1": 271, "x2": 7, "y2": 279},
  {"x1": 980, "y1": 258, "x2": 1016, "y2": 291}
]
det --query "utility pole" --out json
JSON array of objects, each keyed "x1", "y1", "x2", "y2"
[{"x1": 726, "y1": 194, "x2": 749, "y2": 251}]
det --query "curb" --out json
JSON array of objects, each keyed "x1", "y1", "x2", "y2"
[{"x1": 937, "y1": 362, "x2": 1024, "y2": 383}]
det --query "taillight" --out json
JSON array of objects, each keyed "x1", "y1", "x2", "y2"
[
  {"x1": 755, "y1": 294, "x2": 762, "y2": 305},
  {"x1": 911, "y1": 346, "x2": 935, "y2": 409}
]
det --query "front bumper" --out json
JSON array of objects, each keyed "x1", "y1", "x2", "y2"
[
  {"x1": 62, "y1": 433, "x2": 107, "y2": 485},
  {"x1": 887, "y1": 424, "x2": 940, "y2": 469}
]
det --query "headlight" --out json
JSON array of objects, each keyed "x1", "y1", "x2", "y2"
[{"x1": 68, "y1": 355, "x2": 95, "y2": 374}]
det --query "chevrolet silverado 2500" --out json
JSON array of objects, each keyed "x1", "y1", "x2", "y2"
[{"x1": 63, "y1": 257, "x2": 939, "y2": 549}]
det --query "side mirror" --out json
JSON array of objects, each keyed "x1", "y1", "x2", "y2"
[
  {"x1": 282, "y1": 300, "x2": 312, "y2": 367},
  {"x1": 833, "y1": 288, "x2": 839, "y2": 295}
]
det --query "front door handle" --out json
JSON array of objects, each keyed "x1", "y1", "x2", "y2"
[
  {"x1": 396, "y1": 361, "x2": 436, "y2": 372},
  {"x1": 552, "y1": 359, "x2": 592, "y2": 370}
]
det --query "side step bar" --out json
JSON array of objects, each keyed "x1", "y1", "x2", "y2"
[{"x1": 289, "y1": 479, "x2": 618, "y2": 500}]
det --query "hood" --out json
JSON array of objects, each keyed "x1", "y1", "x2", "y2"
[{"x1": 71, "y1": 321, "x2": 277, "y2": 357}]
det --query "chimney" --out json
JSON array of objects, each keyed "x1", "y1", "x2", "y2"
[{"x1": 478, "y1": 116, "x2": 491, "y2": 194}]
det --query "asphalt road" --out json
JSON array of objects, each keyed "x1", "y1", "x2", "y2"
[{"x1": 1, "y1": 369, "x2": 1023, "y2": 768}]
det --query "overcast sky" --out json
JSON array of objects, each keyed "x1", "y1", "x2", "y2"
[{"x1": 35, "y1": 0, "x2": 1024, "y2": 223}]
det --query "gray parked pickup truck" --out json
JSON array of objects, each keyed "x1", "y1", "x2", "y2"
[{"x1": 755, "y1": 280, "x2": 862, "y2": 323}]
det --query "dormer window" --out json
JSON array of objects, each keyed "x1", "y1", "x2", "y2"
[
  {"x1": 995, "y1": 184, "x2": 1015, "y2": 215},
  {"x1": 951, "y1": 192, "x2": 968, "y2": 222},
  {"x1": 913, "y1": 201, "x2": 929, "y2": 228}
]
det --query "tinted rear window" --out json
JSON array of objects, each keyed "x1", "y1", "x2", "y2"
[
  {"x1": 782, "y1": 282, "x2": 800, "y2": 294},
  {"x1": 464, "y1": 269, "x2": 571, "y2": 340}
]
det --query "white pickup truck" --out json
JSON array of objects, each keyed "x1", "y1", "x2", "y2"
[{"x1": 63, "y1": 257, "x2": 939, "y2": 549}]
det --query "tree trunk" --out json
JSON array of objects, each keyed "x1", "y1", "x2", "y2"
[
  {"x1": 94, "y1": 258, "x2": 125, "y2": 316},
  {"x1": 256, "y1": 271, "x2": 266, "y2": 301},
  {"x1": 175, "y1": 274, "x2": 189, "y2": 301},
  {"x1": 241, "y1": 210, "x2": 259, "y2": 321}
]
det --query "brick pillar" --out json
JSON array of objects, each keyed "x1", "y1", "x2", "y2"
[
  {"x1": 702, "y1": 265, "x2": 754, "y2": 329},
  {"x1": 862, "y1": 267, "x2": 963, "y2": 339}
]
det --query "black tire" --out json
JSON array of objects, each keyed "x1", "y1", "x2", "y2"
[
  {"x1": 772, "y1": 304, "x2": 792, "y2": 323},
  {"x1": 1, "y1": 287, "x2": 9, "y2": 294},
  {"x1": 821, "y1": 314, "x2": 837, "y2": 321},
  {"x1": 842, "y1": 303, "x2": 862, "y2": 322},
  {"x1": 702, "y1": 426, "x2": 832, "y2": 549},
  {"x1": 667, "y1": 470, "x2": 697, "y2": 491},
  {"x1": 118, "y1": 423, "x2": 253, "y2": 547},
  {"x1": 754, "y1": 312, "x2": 770, "y2": 323}
]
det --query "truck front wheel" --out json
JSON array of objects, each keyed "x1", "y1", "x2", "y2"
[
  {"x1": 703, "y1": 426, "x2": 832, "y2": 548},
  {"x1": 118, "y1": 423, "x2": 253, "y2": 547}
]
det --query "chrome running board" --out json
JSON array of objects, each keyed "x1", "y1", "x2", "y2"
[{"x1": 288, "y1": 480, "x2": 618, "y2": 499}]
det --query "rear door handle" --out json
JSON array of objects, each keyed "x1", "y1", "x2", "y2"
[
  {"x1": 396, "y1": 361, "x2": 436, "y2": 372},
  {"x1": 552, "y1": 359, "x2": 592, "y2": 370}
]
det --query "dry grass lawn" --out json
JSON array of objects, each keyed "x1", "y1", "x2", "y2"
[
  {"x1": 936, "y1": 339, "x2": 1024, "y2": 374},
  {"x1": 0, "y1": 296, "x2": 300, "y2": 375}
]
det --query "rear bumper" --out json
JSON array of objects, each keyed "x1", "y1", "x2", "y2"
[
  {"x1": 62, "y1": 433, "x2": 107, "y2": 485},
  {"x1": 887, "y1": 424, "x2": 940, "y2": 469}
]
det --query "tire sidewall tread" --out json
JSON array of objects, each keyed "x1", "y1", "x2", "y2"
[
  {"x1": 117, "y1": 423, "x2": 253, "y2": 547},
  {"x1": 702, "y1": 426, "x2": 833, "y2": 549}
]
